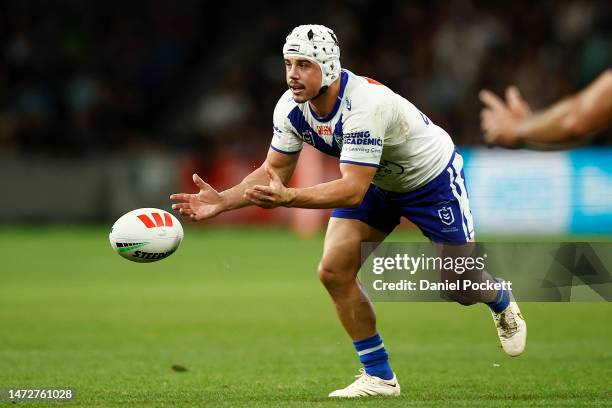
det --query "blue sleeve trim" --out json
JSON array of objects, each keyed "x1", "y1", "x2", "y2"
[
  {"x1": 339, "y1": 160, "x2": 380, "y2": 168},
  {"x1": 270, "y1": 145, "x2": 301, "y2": 155}
]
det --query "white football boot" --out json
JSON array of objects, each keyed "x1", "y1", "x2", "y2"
[
  {"x1": 491, "y1": 294, "x2": 527, "y2": 356},
  {"x1": 328, "y1": 368, "x2": 400, "y2": 397}
]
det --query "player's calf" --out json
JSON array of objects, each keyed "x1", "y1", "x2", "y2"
[
  {"x1": 317, "y1": 246, "x2": 397, "y2": 391},
  {"x1": 317, "y1": 260, "x2": 377, "y2": 340},
  {"x1": 441, "y1": 286, "x2": 480, "y2": 305}
]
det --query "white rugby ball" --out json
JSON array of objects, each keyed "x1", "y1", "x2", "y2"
[{"x1": 109, "y1": 208, "x2": 183, "y2": 263}]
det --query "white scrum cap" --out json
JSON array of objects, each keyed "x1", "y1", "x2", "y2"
[{"x1": 283, "y1": 24, "x2": 341, "y2": 90}]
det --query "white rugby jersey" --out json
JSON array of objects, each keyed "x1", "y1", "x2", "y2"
[{"x1": 271, "y1": 69, "x2": 455, "y2": 193}]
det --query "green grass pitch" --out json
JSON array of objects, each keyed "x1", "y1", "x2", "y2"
[{"x1": 0, "y1": 226, "x2": 610, "y2": 407}]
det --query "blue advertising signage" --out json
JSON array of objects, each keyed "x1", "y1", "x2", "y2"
[{"x1": 461, "y1": 148, "x2": 612, "y2": 235}]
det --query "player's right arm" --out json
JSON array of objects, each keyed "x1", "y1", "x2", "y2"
[{"x1": 169, "y1": 148, "x2": 299, "y2": 221}]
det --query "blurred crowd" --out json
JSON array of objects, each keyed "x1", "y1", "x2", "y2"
[
  {"x1": 1, "y1": 0, "x2": 610, "y2": 157},
  {"x1": 0, "y1": 0, "x2": 210, "y2": 154}
]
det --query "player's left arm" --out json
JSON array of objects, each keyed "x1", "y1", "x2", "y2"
[{"x1": 245, "y1": 162, "x2": 376, "y2": 209}]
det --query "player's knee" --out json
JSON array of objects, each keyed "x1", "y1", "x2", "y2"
[{"x1": 317, "y1": 261, "x2": 355, "y2": 290}]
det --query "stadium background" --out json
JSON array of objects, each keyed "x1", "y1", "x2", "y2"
[{"x1": 1, "y1": 1, "x2": 611, "y2": 407}]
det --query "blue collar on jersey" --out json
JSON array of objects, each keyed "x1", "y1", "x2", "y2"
[{"x1": 308, "y1": 70, "x2": 349, "y2": 122}]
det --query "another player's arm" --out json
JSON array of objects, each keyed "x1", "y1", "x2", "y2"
[
  {"x1": 245, "y1": 163, "x2": 377, "y2": 209},
  {"x1": 169, "y1": 148, "x2": 299, "y2": 220},
  {"x1": 480, "y1": 70, "x2": 612, "y2": 148}
]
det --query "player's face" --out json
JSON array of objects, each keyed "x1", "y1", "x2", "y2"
[{"x1": 284, "y1": 57, "x2": 321, "y2": 103}]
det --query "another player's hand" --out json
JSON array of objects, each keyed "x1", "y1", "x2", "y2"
[
  {"x1": 169, "y1": 174, "x2": 226, "y2": 221},
  {"x1": 479, "y1": 86, "x2": 532, "y2": 148},
  {"x1": 245, "y1": 166, "x2": 295, "y2": 209}
]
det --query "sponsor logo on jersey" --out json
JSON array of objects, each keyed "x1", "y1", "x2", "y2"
[
  {"x1": 345, "y1": 97, "x2": 352, "y2": 111},
  {"x1": 317, "y1": 125, "x2": 333, "y2": 136},
  {"x1": 273, "y1": 125, "x2": 283, "y2": 135},
  {"x1": 374, "y1": 160, "x2": 405, "y2": 180},
  {"x1": 343, "y1": 131, "x2": 382, "y2": 146},
  {"x1": 438, "y1": 206, "x2": 455, "y2": 226}
]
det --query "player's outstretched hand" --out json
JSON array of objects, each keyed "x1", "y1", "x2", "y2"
[
  {"x1": 169, "y1": 174, "x2": 226, "y2": 221},
  {"x1": 479, "y1": 86, "x2": 532, "y2": 148},
  {"x1": 245, "y1": 166, "x2": 295, "y2": 209}
]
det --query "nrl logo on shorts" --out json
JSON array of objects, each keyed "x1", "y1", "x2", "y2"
[{"x1": 438, "y1": 206, "x2": 455, "y2": 226}]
